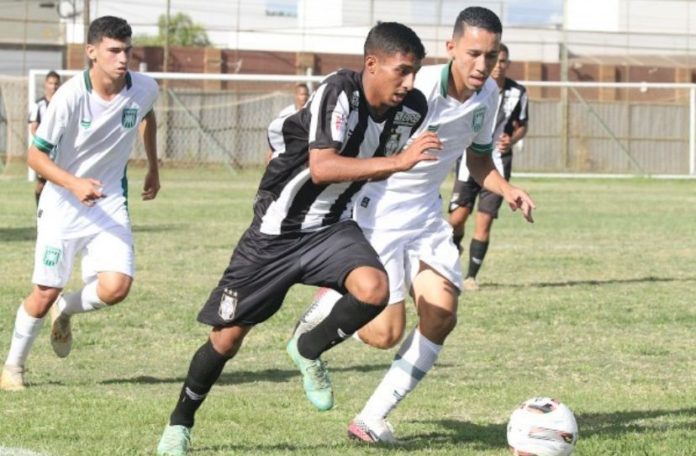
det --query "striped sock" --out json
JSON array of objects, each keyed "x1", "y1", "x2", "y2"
[{"x1": 359, "y1": 327, "x2": 442, "y2": 420}]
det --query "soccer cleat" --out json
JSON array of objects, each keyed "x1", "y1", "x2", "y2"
[
  {"x1": 286, "y1": 334, "x2": 334, "y2": 411},
  {"x1": 347, "y1": 416, "x2": 399, "y2": 444},
  {"x1": 157, "y1": 424, "x2": 191, "y2": 456},
  {"x1": 462, "y1": 276, "x2": 479, "y2": 292},
  {"x1": 49, "y1": 302, "x2": 72, "y2": 358},
  {"x1": 292, "y1": 287, "x2": 338, "y2": 339},
  {"x1": 0, "y1": 364, "x2": 26, "y2": 392}
]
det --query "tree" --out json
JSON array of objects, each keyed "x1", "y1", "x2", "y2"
[{"x1": 135, "y1": 13, "x2": 210, "y2": 47}]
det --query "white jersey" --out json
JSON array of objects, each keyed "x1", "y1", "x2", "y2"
[
  {"x1": 355, "y1": 63, "x2": 497, "y2": 230},
  {"x1": 34, "y1": 71, "x2": 158, "y2": 238},
  {"x1": 277, "y1": 103, "x2": 298, "y2": 118}
]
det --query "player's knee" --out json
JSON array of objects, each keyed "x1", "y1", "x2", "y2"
[
  {"x1": 210, "y1": 328, "x2": 246, "y2": 358},
  {"x1": 27, "y1": 286, "x2": 61, "y2": 316},
  {"x1": 367, "y1": 327, "x2": 403, "y2": 349},
  {"x1": 350, "y1": 272, "x2": 389, "y2": 306},
  {"x1": 422, "y1": 307, "x2": 457, "y2": 338},
  {"x1": 98, "y1": 280, "x2": 132, "y2": 305}
]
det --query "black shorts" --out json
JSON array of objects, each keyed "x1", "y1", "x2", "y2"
[
  {"x1": 197, "y1": 220, "x2": 385, "y2": 327},
  {"x1": 449, "y1": 153, "x2": 513, "y2": 218}
]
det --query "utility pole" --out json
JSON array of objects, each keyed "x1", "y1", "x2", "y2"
[
  {"x1": 560, "y1": 0, "x2": 569, "y2": 170},
  {"x1": 83, "y1": 0, "x2": 90, "y2": 66},
  {"x1": 164, "y1": 0, "x2": 170, "y2": 72}
]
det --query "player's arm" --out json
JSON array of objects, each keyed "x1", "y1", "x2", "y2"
[
  {"x1": 140, "y1": 109, "x2": 160, "y2": 201},
  {"x1": 466, "y1": 150, "x2": 535, "y2": 223},
  {"x1": 308, "y1": 131, "x2": 441, "y2": 184},
  {"x1": 27, "y1": 145, "x2": 103, "y2": 206}
]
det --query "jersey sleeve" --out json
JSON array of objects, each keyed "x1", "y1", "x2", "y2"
[
  {"x1": 307, "y1": 82, "x2": 350, "y2": 152},
  {"x1": 33, "y1": 89, "x2": 72, "y2": 154},
  {"x1": 470, "y1": 91, "x2": 497, "y2": 156},
  {"x1": 515, "y1": 86, "x2": 529, "y2": 126},
  {"x1": 28, "y1": 101, "x2": 39, "y2": 124}
]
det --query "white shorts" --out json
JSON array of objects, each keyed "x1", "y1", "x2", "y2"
[
  {"x1": 362, "y1": 217, "x2": 462, "y2": 305},
  {"x1": 32, "y1": 224, "x2": 134, "y2": 288}
]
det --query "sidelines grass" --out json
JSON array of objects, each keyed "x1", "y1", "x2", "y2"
[{"x1": 1, "y1": 166, "x2": 695, "y2": 455}]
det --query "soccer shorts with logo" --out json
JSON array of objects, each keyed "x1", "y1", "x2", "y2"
[
  {"x1": 197, "y1": 220, "x2": 385, "y2": 327},
  {"x1": 449, "y1": 152, "x2": 513, "y2": 218},
  {"x1": 32, "y1": 224, "x2": 134, "y2": 288},
  {"x1": 361, "y1": 216, "x2": 462, "y2": 305}
]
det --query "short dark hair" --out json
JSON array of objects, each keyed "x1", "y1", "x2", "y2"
[
  {"x1": 87, "y1": 16, "x2": 132, "y2": 45},
  {"x1": 499, "y1": 43, "x2": 509, "y2": 56},
  {"x1": 295, "y1": 83, "x2": 309, "y2": 91},
  {"x1": 364, "y1": 22, "x2": 425, "y2": 60},
  {"x1": 453, "y1": 7, "x2": 503, "y2": 37},
  {"x1": 46, "y1": 70, "x2": 60, "y2": 82}
]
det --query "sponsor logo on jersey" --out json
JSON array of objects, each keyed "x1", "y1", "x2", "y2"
[
  {"x1": 218, "y1": 288, "x2": 239, "y2": 321},
  {"x1": 427, "y1": 124, "x2": 440, "y2": 132},
  {"x1": 331, "y1": 111, "x2": 347, "y2": 140},
  {"x1": 42, "y1": 246, "x2": 62, "y2": 267},
  {"x1": 80, "y1": 119, "x2": 91, "y2": 129},
  {"x1": 384, "y1": 131, "x2": 402, "y2": 156},
  {"x1": 393, "y1": 110, "x2": 421, "y2": 127},
  {"x1": 360, "y1": 196, "x2": 370, "y2": 208},
  {"x1": 121, "y1": 108, "x2": 139, "y2": 128},
  {"x1": 472, "y1": 107, "x2": 486, "y2": 132}
]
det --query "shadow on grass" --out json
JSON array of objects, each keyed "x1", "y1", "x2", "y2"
[
  {"x1": 100, "y1": 363, "x2": 394, "y2": 386},
  {"x1": 577, "y1": 407, "x2": 696, "y2": 436},
  {"x1": 0, "y1": 227, "x2": 36, "y2": 242},
  {"x1": 486, "y1": 275, "x2": 696, "y2": 289},
  {"x1": 131, "y1": 224, "x2": 179, "y2": 233}
]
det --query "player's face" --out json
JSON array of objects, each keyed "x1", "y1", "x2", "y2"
[
  {"x1": 87, "y1": 37, "x2": 132, "y2": 81},
  {"x1": 294, "y1": 87, "x2": 309, "y2": 108},
  {"x1": 366, "y1": 52, "x2": 421, "y2": 109},
  {"x1": 447, "y1": 26, "x2": 500, "y2": 92},
  {"x1": 491, "y1": 50, "x2": 510, "y2": 81},
  {"x1": 44, "y1": 77, "x2": 60, "y2": 97}
]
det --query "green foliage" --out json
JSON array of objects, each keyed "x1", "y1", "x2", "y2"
[
  {"x1": 134, "y1": 12, "x2": 210, "y2": 47},
  {"x1": 0, "y1": 168, "x2": 694, "y2": 455}
]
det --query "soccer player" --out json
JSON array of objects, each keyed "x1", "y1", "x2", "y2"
[
  {"x1": 0, "y1": 16, "x2": 160, "y2": 392},
  {"x1": 277, "y1": 82, "x2": 310, "y2": 117},
  {"x1": 449, "y1": 43, "x2": 529, "y2": 291},
  {"x1": 156, "y1": 22, "x2": 440, "y2": 455},
  {"x1": 292, "y1": 7, "x2": 534, "y2": 443},
  {"x1": 28, "y1": 70, "x2": 61, "y2": 205}
]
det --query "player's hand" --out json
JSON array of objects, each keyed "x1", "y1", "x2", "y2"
[
  {"x1": 70, "y1": 177, "x2": 104, "y2": 207},
  {"x1": 395, "y1": 131, "x2": 442, "y2": 171},
  {"x1": 142, "y1": 169, "x2": 160, "y2": 201},
  {"x1": 504, "y1": 185, "x2": 535, "y2": 223},
  {"x1": 496, "y1": 133, "x2": 512, "y2": 152}
]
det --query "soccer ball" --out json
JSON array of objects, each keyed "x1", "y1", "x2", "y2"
[{"x1": 507, "y1": 397, "x2": 578, "y2": 456}]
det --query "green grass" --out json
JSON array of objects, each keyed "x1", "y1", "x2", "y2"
[{"x1": 1, "y1": 166, "x2": 695, "y2": 455}]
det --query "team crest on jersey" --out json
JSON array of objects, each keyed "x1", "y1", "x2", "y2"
[
  {"x1": 80, "y1": 119, "x2": 91, "y2": 129},
  {"x1": 121, "y1": 108, "x2": 139, "y2": 128},
  {"x1": 384, "y1": 131, "x2": 402, "y2": 156},
  {"x1": 472, "y1": 107, "x2": 486, "y2": 132},
  {"x1": 393, "y1": 111, "x2": 421, "y2": 127},
  {"x1": 218, "y1": 288, "x2": 239, "y2": 321},
  {"x1": 42, "y1": 246, "x2": 62, "y2": 267}
]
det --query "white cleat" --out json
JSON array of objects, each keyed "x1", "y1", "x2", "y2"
[
  {"x1": 0, "y1": 364, "x2": 26, "y2": 391},
  {"x1": 462, "y1": 276, "x2": 480, "y2": 292},
  {"x1": 50, "y1": 303, "x2": 72, "y2": 358},
  {"x1": 347, "y1": 416, "x2": 400, "y2": 444}
]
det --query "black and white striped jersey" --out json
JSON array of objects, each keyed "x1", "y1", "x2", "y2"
[{"x1": 256, "y1": 69, "x2": 428, "y2": 235}]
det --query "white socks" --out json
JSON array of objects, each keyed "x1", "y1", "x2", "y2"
[
  {"x1": 359, "y1": 327, "x2": 442, "y2": 420},
  {"x1": 5, "y1": 303, "x2": 44, "y2": 367},
  {"x1": 57, "y1": 280, "x2": 107, "y2": 317}
]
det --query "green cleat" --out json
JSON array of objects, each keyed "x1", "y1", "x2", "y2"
[
  {"x1": 157, "y1": 424, "x2": 191, "y2": 456},
  {"x1": 286, "y1": 334, "x2": 334, "y2": 411}
]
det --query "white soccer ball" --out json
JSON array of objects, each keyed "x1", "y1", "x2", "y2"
[{"x1": 507, "y1": 396, "x2": 578, "y2": 456}]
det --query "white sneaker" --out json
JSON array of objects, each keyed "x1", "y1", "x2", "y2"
[
  {"x1": 0, "y1": 364, "x2": 26, "y2": 391},
  {"x1": 347, "y1": 416, "x2": 399, "y2": 444},
  {"x1": 462, "y1": 276, "x2": 479, "y2": 292},
  {"x1": 50, "y1": 302, "x2": 72, "y2": 358},
  {"x1": 292, "y1": 287, "x2": 341, "y2": 338}
]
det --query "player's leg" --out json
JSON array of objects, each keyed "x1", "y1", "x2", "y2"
[
  {"x1": 1, "y1": 233, "x2": 78, "y2": 390},
  {"x1": 349, "y1": 220, "x2": 461, "y2": 443},
  {"x1": 448, "y1": 176, "x2": 480, "y2": 252},
  {"x1": 50, "y1": 226, "x2": 134, "y2": 358},
  {"x1": 464, "y1": 190, "x2": 502, "y2": 290},
  {"x1": 158, "y1": 324, "x2": 252, "y2": 456}
]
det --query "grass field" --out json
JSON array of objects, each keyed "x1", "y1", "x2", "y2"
[{"x1": 1, "y1": 166, "x2": 695, "y2": 456}]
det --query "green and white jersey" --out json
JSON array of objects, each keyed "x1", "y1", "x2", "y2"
[
  {"x1": 354, "y1": 63, "x2": 497, "y2": 230},
  {"x1": 33, "y1": 70, "x2": 158, "y2": 238}
]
